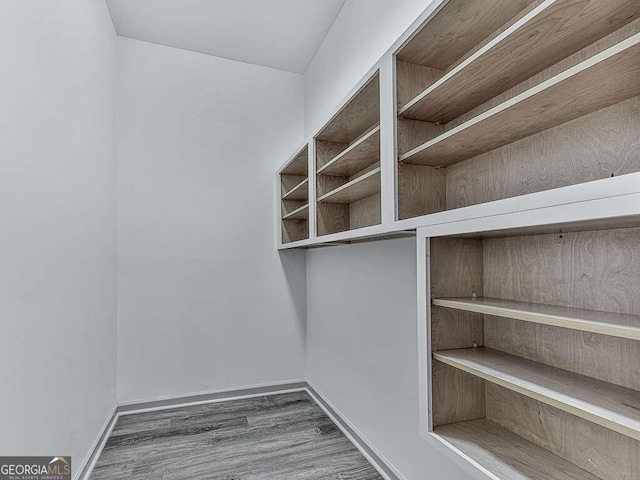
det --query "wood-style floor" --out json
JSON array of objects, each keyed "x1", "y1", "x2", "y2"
[{"x1": 90, "y1": 391, "x2": 383, "y2": 480}]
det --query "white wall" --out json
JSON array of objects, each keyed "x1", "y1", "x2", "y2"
[
  {"x1": 0, "y1": 1, "x2": 118, "y2": 476},
  {"x1": 304, "y1": 1, "x2": 472, "y2": 478},
  {"x1": 116, "y1": 37, "x2": 307, "y2": 403}
]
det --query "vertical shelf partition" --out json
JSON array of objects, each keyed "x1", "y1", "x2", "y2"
[
  {"x1": 395, "y1": 0, "x2": 640, "y2": 220},
  {"x1": 315, "y1": 72, "x2": 382, "y2": 236},
  {"x1": 280, "y1": 146, "x2": 309, "y2": 244}
]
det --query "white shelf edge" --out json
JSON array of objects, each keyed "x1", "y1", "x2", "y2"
[
  {"x1": 432, "y1": 297, "x2": 640, "y2": 341},
  {"x1": 282, "y1": 178, "x2": 309, "y2": 200},
  {"x1": 317, "y1": 167, "x2": 381, "y2": 203},
  {"x1": 282, "y1": 203, "x2": 309, "y2": 220},
  {"x1": 317, "y1": 125, "x2": 381, "y2": 175}
]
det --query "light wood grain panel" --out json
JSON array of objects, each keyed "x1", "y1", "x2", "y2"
[
  {"x1": 396, "y1": 60, "x2": 443, "y2": 110},
  {"x1": 435, "y1": 347, "x2": 640, "y2": 441},
  {"x1": 432, "y1": 360, "x2": 485, "y2": 427},
  {"x1": 487, "y1": 383, "x2": 640, "y2": 480},
  {"x1": 429, "y1": 237, "x2": 483, "y2": 299},
  {"x1": 318, "y1": 126, "x2": 380, "y2": 177},
  {"x1": 397, "y1": 0, "x2": 536, "y2": 69},
  {"x1": 397, "y1": 164, "x2": 446, "y2": 220},
  {"x1": 431, "y1": 305, "x2": 483, "y2": 351},
  {"x1": 349, "y1": 193, "x2": 381, "y2": 230},
  {"x1": 485, "y1": 315, "x2": 640, "y2": 391},
  {"x1": 282, "y1": 178, "x2": 309, "y2": 202},
  {"x1": 317, "y1": 168, "x2": 381, "y2": 204},
  {"x1": 317, "y1": 74, "x2": 380, "y2": 144},
  {"x1": 316, "y1": 140, "x2": 348, "y2": 170},
  {"x1": 435, "y1": 418, "x2": 601, "y2": 480},
  {"x1": 281, "y1": 199, "x2": 305, "y2": 217},
  {"x1": 434, "y1": 296, "x2": 640, "y2": 341},
  {"x1": 401, "y1": 33, "x2": 640, "y2": 166},
  {"x1": 282, "y1": 204, "x2": 308, "y2": 221},
  {"x1": 281, "y1": 175, "x2": 306, "y2": 195},
  {"x1": 483, "y1": 227, "x2": 640, "y2": 316},
  {"x1": 397, "y1": 118, "x2": 444, "y2": 157},
  {"x1": 400, "y1": 0, "x2": 640, "y2": 123},
  {"x1": 282, "y1": 219, "x2": 308, "y2": 244},
  {"x1": 316, "y1": 175, "x2": 347, "y2": 198},
  {"x1": 282, "y1": 147, "x2": 308, "y2": 176},
  {"x1": 317, "y1": 203, "x2": 349, "y2": 237},
  {"x1": 445, "y1": 96, "x2": 640, "y2": 209}
]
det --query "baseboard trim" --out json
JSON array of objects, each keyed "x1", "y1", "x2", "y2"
[
  {"x1": 79, "y1": 380, "x2": 401, "y2": 480},
  {"x1": 75, "y1": 405, "x2": 118, "y2": 480},
  {"x1": 118, "y1": 380, "x2": 306, "y2": 415},
  {"x1": 305, "y1": 382, "x2": 403, "y2": 480}
]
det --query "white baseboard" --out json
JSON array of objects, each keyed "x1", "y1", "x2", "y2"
[
  {"x1": 305, "y1": 381, "x2": 403, "y2": 480},
  {"x1": 75, "y1": 404, "x2": 118, "y2": 480},
  {"x1": 78, "y1": 380, "x2": 401, "y2": 480}
]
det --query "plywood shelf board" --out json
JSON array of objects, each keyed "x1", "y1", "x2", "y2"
[
  {"x1": 433, "y1": 297, "x2": 640, "y2": 341},
  {"x1": 282, "y1": 148, "x2": 308, "y2": 176},
  {"x1": 282, "y1": 204, "x2": 308, "y2": 220},
  {"x1": 318, "y1": 126, "x2": 380, "y2": 176},
  {"x1": 400, "y1": 33, "x2": 640, "y2": 166},
  {"x1": 317, "y1": 167, "x2": 381, "y2": 204},
  {"x1": 435, "y1": 418, "x2": 600, "y2": 480},
  {"x1": 282, "y1": 178, "x2": 309, "y2": 201},
  {"x1": 397, "y1": 0, "x2": 537, "y2": 69},
  {"x1": 316, "y1": 75, "x2": 380, "y2": 144},
  {"x1": 434, "y1": 347, "x2": 640, "y2": 441},
  {"x1": 399, "y1": 0, "x2": 640, "y2": 123}
]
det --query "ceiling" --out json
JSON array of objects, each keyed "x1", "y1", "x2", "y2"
[{"x1": 106, "y1": 0, "x2": 346, "y2": 73}]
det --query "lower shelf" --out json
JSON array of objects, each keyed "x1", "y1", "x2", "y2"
[
  {"x1": 282, "y1": 204, "x2": 308, "y2": 220},
  {"x1": 435, "y1": 419, "x2": 599, "y2": 480}
]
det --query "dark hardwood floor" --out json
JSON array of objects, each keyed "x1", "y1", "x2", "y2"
[{"x1": 90, "y1": 391, "x2": 383, "y2": 479}]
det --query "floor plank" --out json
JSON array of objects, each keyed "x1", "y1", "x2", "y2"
[{"x1": 90, "y1": 392, "x2": 383, "y2": 480}]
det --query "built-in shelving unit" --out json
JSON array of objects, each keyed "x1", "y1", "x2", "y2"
[
  {"x1": 426, "y1": 221, "x2": 640, "y2": 480},
  {"x1": 280, "y1": 146, "x2": 309, "y2": 244},
  {"x1": 315, "y1": 73, "x2": 381, "y2": 236},
  {"x1": 395, "y1": 0, "x2": 640, "y2": 219}
]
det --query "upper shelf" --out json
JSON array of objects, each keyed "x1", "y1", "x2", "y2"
[
  {"x1": 282, "y1": 204, "x2": 308, "y2": 221},
  {"x1": 282, "y1": 147, "x2": 308, "y2": 176},
  {"x1": 318, "y1": 125, "x2": 380, "y2": 177},
  {"x1": 434, "y1": 347, "x2": 640, "y2": 441},
  {"x1": 317, "y1": 167, "x2": 381, "y2": 204},
  {"x1": 433, "y1": 297, "x2": 640, "y2": 341},
  {"x1": 400, "y1": 32, "x2": 640, "y2": 166},
  {"x1": 317, "y1": 74, "x2": 380, "y2": 144},
  {"x1": 399, "y1": 0, "x2": 640, "y2": 123},
  {"x1": 282, "y1": 178, "x2": 308, "y2": 201}
]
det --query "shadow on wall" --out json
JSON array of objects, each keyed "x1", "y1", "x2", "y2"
[{"x1": 278, "y1": 248, "x2": 307, "y2": 333}]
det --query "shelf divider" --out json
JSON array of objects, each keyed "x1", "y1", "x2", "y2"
[
  {"x1": 434, "y1": 347, "x2": 640, "y2": 441},
  {"x1": 432, "y1": 297, "x2": 640, "y2": 341}
]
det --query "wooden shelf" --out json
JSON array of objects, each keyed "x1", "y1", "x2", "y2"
[
  {"x1": 400, "y1": 33, "x2": 640, "y2": 166},
  {"x1": 318, "y1": 126, "x2": 380, "y2": 177},
  {"x1": 433, "y1": 297, "x2": 640, "y2": 341},
  {"x1": 282, "y1": 178, "x2": 308, "y2": 201},
  {"x1": 434, "y1": 347, "x2": 640, "y2": 441},
  {"x1": 317, "y1": 168, "x2": 381, "y2": 204},
  {"x1": 399, "y1": 0, "x2": 640, "y2": 123},
  {"x1": 436, "y1": 418, "x2": 600, "y2": 480},
  {"x1": 281, "y1": 148, "x2": 308, "y2": 176},
  {"x1": 282, "y1": 204, "x2": 308, "y2": 220}
]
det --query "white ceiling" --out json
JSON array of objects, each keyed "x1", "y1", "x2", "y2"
[{"x1": 106, "y1": 0, "x2": 346, "y2": 73}]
